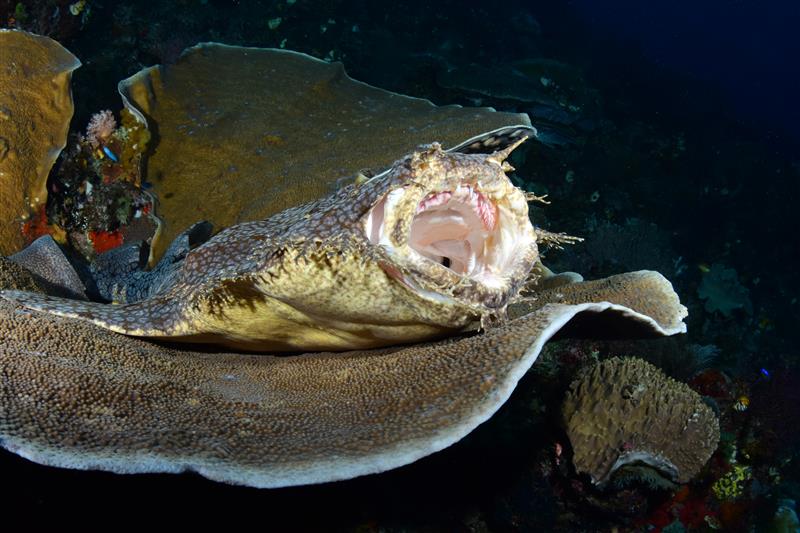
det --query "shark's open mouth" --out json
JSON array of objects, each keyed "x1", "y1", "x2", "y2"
[
  {"x1": 409, "y1": 184, "x2": 513, "y2": 287},
  {"x1": 364, "y1": 181, "x2": 533, "y2": 293}
]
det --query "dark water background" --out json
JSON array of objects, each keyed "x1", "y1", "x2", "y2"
[
  {"x1": 2, "y1": 0, "x2": 798, "y2": 530},
  {"x1": 571, "y1": 0, "x2": 800, "y2": 147}
]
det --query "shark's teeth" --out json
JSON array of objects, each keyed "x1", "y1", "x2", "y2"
[
  {"x1": 416, "y1": 185, "x2": 497, "y2": 231},
  {"x1": 415, "y1": 190, "x2": 452, "y2": 214}
]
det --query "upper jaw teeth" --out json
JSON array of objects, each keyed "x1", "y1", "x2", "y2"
[
  {"x1": 415, "y1": 190, "x2": 452, "y2": 214},
  {"x1": 415, "y1": 184, "x2": 498, "y2": 231}
]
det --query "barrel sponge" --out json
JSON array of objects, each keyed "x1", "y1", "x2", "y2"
[{"x1": 562, "y1": 357, "x2": 719, "y2": 486}]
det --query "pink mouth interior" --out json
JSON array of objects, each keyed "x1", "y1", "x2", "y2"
[
  {"x1": 409, "y1": 185, "x2": 498, "y2": 275},
  {"x1": 415, "y1": 187, "x2": 496, "y2": 231}
]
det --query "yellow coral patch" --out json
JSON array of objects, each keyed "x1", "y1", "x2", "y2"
[{"x1": 0, "y1": 30, "x2": 80, "y2": 255}]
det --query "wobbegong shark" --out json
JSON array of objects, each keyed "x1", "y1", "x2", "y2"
[{"x1": 2, "y1": 136, "x2": 571, "y2": 352}]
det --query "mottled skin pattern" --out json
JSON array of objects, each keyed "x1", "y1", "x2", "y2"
[{"x1": 1, "y1": 142, "x2": 537, "y2": 351}]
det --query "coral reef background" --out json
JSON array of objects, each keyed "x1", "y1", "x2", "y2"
[{"x1": 2, "y1": 0, "x2": 798, "y2": 531}]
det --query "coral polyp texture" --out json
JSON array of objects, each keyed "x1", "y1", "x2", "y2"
[
  {"x1": 0, "y1": 30, "x2": 80, "y2": 255},
  {"x1": 562, "y1": 357, "x2": 719, "y2": 486},
  {"x1": 0, "y1": 264, "x2": 688, "y2": 488}
]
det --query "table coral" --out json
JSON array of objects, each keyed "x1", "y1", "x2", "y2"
[
  {"x1": 117, "y1": 43, "x2": 532, "y2": 264},
  {"x1": 0, "y1": 265, "x2": 689, "y2": 488}
]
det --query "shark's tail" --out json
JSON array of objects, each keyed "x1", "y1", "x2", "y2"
[{"x1": 0, "y1": 289, "x2": 193, "y2": 338}]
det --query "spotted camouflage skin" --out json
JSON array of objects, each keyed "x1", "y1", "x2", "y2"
[{"x1": 0, "y1": 142, "x2": 538, "y2": 351}]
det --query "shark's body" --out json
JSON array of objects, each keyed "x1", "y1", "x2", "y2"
[{"x1": 2, "y1": 141, "x2": 539, "y2": 351}]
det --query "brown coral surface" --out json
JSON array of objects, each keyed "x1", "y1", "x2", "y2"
[
  {"x1": 0, "y1": 260, "x2": 687, "y2": 488},
  {"x1": 0, "y1": 256, "x2": 49, "y2": 293},
  {"x1": 0, "y1": 30, "x2": 80, "y2": 255},
  {"x1": 117, "y1": 43, "x2": 532, "y2": 263},
  {"x1": 562, "y1": 357, "x2": 719, "y2": 485}
]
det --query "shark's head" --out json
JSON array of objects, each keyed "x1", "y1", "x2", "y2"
[{"x1": 360, "y1": 139, "x2": 538, "y2": 322}]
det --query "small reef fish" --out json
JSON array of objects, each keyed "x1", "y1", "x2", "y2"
[{"x1": 101, "y1": 145, "x2": 119, "y2": 162}]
